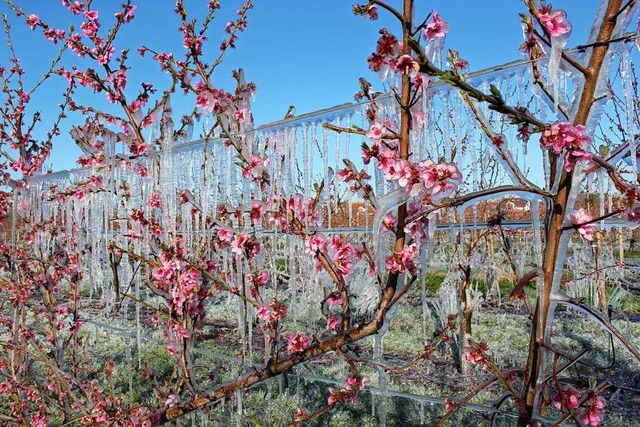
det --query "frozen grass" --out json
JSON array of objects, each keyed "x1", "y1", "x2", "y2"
[{"x1": 58, "y1": 291, "x2": 640, "y2": 426}]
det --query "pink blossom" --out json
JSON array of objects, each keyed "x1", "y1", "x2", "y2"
[
  {"x1": 115, "y1": 5, "x2": 136, "y2": 23},
  {"x1": 345, "y1": 376, "x2": 367, "y2": 391},
  {"x1": 166, "y1": 345, "x2": 177, "y2": 356},
  {"x1": 31, "y1": 414, "x2": 47, "y2": 427},
  {"x1": 445, "y1": 398, "x2": 457, "y2": 413},
  {"x1": 328, "y1": 388, "x2": 338, "y2": 406},
  {"x1": 385, "y1": 243, "x2": 418, "y2": 275},
  {"x1": 564, "y1": 149, "x2": 593, "y2": 172},
  {"x1": 112, "y1": 68, "x2": 128, "y2": 91},
  {"x1": 376, "y1": 147, "x2": 397, "y2": 177},
  {"x1": 84, "y1": 10, "x2": 99, "y2": 21},
  {"x1": 231, "y1": 233, "x2": 250, "y2": 254},
  {"x1": 540, "y1": 9, "x2": 572, "y2": 38},
  {"x1": 147, "y1": 192, "x2": 162, "y2": 209},
  {"x1": 256, "y1": 305, "x2": 270, "y2": 320},
  {"x1": 463, "y1": 342, "x2": 489, "y2": 370},
  {"x1": 217, "y1": 226, "x2": 233, "y2": 242},
  {"x1": 257, "y1": 270, "x2": 268, "y2": 284},
  {"x1": 67, "y1": 1, "x2": 84, "y2": 15},
  {"x1": 326, "y1": 314, "x2": 340, "y2": 331},
  {"x1": 305, "y1": 234, "x2": 327, "y2": 254},
  {"x1": 170, "y1": 324, "x2": 189, "y2": 339},
  {"x1": 551, "y1": 385, "x2": 580, "y2": 411},
  {"x1": 327, "y1": 294, "x2": 342, "y2": 307},
  {"x1": 196, "y1": 91, "x2": 216, "y2": 112},
  {"x1": 569, "y1": 208, "x2": 596, "y2": 241},
  {"x1": 366, "y1": 121, "x2": 386, "y2": 142},
  {"x1": 391, "y1": 159, "x2": 419, "y2": 190},
  {"x1": 394, "y1": 54, "x2": 418, "y2": 75},
  {"x1": 0, "y1": 382, "x2": 10, "y2": 393},
  {"x1": 81, "y1": 20, "x2": 99, "y2": 38},
  {"x1": 129, "y1": 143, "x2": 147, "y2": 156},
  {"x1": 329, "y1": 235, "x2": 358, "y2": 277},
  {"x1": 368, "y1": 52, "x2": 389, "y2": 76},
  {"x1": 287, "y1": 333, "x2": 309, "y2": 353},
  {"x1": 26, "y1": 14, "x2": 39, "y2": 30},
  {"x1": 89, "y1": 175, "x2": 103, "y2": 188},
  {"x1": 179, "y1": 267, "x2": 200, "y2": 294},
  {"x1": 386, "y1": 253, "x2": 404, "y2": 273},
  {"x1": 424, "y1": 11, "x2": 448, "y2": 40},
  {"x1": 382, "y1": 214, "x2": 395, "y2": 231},
  {"x1": 269, "y1": 299, "x2": 288, "y2": 320},
  {"x1": 354, "y1": 4, "x2": 378, "y2": 20},
  {"x1": 336, "y1": 168, "x2": 355, "y2": 182},
  {"x1": 540, "y1": 121, "x2": 591, "y2": 154},
  {"x1": 249, "y1": 201, "x2": 263, "y2": 222},
  {"x1": 294, "y1": 409, "x2": 305, "y2": 422},
  {"x1": 419, "y1": 160, "x2": 462, "y2": 201},
  {"x1": 67, "y1": 33, "x2": 86, "y2": 57},
  {"x1": 242, "y1": 154, "x2": 269, "y2": 179},
  {"x1": 361, "y1": 143, "x2": 379, "y2": 164},
  {"x1": 345, "y1": 377, "x2": 358, "y2": 391},
  {"x1": 233, "y1": 107, "x2": 249, "y2": 124},
  {"x1": 44, "y1": 27, "x2": 65, "y2": 43},
  {"x1": 625, "y1": 204, "x2": 640, "y2": 227},
  {"x1": 165, "y1": 394, "x2": 178, "y2": 407},
  {"x1": 171, "y1": 285, "x2": 186, "y2": 311},
  {"x1": 580, "y1": 394, "x2": 606, "y2": 426},
  {"x1": 74, "y1": 189, "x2": 87, "y2": 201}
]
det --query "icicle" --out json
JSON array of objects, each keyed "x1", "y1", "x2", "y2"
[
  {"x1": 374, "y1": 333, "x2": 388, "y2": 427},
  {"x1": 425, "y1": 36, "x2": 445, "y2": 69},
  {"x1": 531, "y1": 200, "x2": 543, "y2": 267},
  {"x1": 236, "y1": 389, "x2": 243, "y2": 427},
  {"x1": 637, "y1": 18, "x2": 640, "y2": 53},
  {"x1": 372, "y1": 187, "x2": 409, "y2": 278},
  {"x1": 10, "y1": 189, "x2": 18, "y2": 247},
  {"x1": 597, "y1": 169, "x2": 606, "y2": 221},
  {"x1": 236, "y1": 256, "x2": 247, "y2": 368},
  {"x1": 302, "y1": 123, "x2": 310, "y2": 199},
  {"x1": 442, "y1": 92, "x2": 452, "y2": 162},
  {"x1": 126, "y1": 337, "x2": 133, "y2": 393},
  {"x1": 586, "y1": 3, "x2": 640, "y2": 132},
  {"x1": 286, "y1": 127, "x2": 296, "y2": 196},
  {"x1": 229, "y1": 145, "x2": 238, "y2": 206},
  {"x1": 135, "y1": 267, "x2": 142, "y2": 369},
  {"x1": 159, "y1": 132, "x2": 176, "y2": 234},
  {"x1": 309, "y1": 123, "x2": 317, "y2": 198},
  {"x1": 321, "y1": 126, "x2": 331, "y2": 227},
  {"x1": 586, "y1": 1, "x2": 609, "y2": 46},
  {"x1": 620, "y1": 45, "x2": 638, "y2": 175},
  {"x1": 420, "y1": 243, "x2": 428, "y2": 336},
  {"x1": 288, "y1": 235, "x2": 298, "y2": 324},
  {"x1": 344, "y1": 115, "x2": 354, "y2": 227}
]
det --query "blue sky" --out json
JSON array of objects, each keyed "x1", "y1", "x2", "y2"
[{"x1": 0, "y1": 1, "x2": 603, "y2": 171}]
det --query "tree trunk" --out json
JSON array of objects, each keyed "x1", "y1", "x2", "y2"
[{"x1": 518, "y1": 2, "x2": 623, "y2": 424}]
